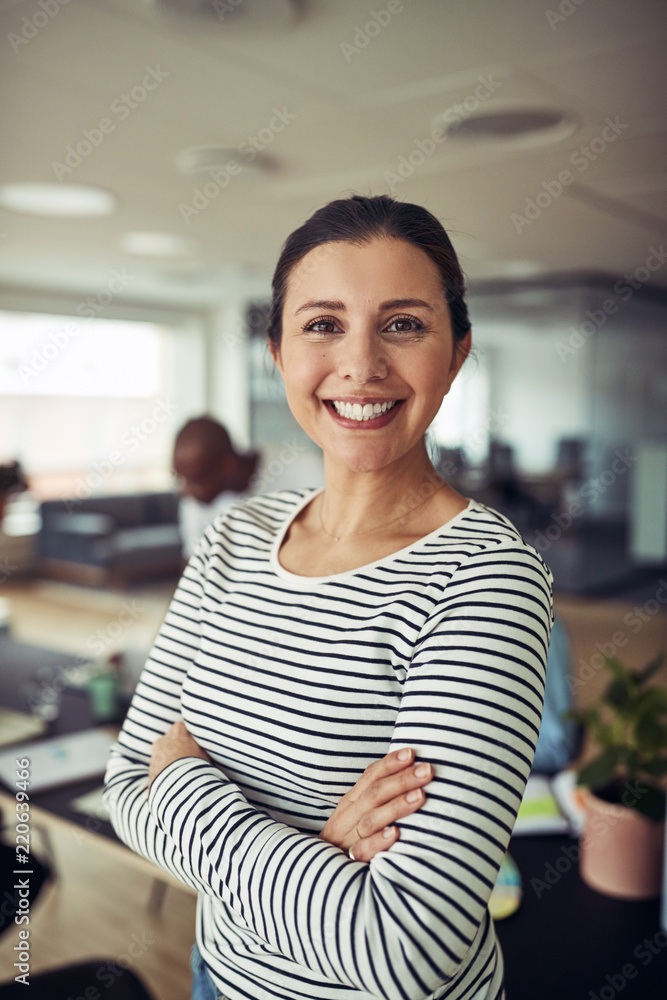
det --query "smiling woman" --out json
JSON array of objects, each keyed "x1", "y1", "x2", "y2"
[{"x1": 104, "y1": 195, "x2": 554, "y2": 1000}]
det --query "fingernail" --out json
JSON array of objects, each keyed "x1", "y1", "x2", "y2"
[
  {"x1": 397, "y1": 748, "x2": 411, "y2": 761},
  {"x1": 383, "y1": 826, "x2": 396, "y2": 839},
  {"x1": 414, "y1": 763, "x2": 431, "y2": 778},
  {"x1": 406, "y1": 789, "x2": 422, "y2": 803}
]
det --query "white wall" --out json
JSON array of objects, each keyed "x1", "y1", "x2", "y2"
[{"x1": 205, "y1": 300, "x2": 252, "y2": 450}]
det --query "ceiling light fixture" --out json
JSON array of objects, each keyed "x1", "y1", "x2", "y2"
[
  {"x1": 175, "y1": 145, "x2": 271, "y2": 175},
  {"x1": 120, "y1": 231, "x2": 199, "y2": 258},
  {"x1": 436, "y1": 105, "x2": 578, "y2": 147},
  {"x1": 149, "y1": 0, "x2": 299, "y2": 28},
  {"x1": 0, "y1": 183, "x2": 116, "y2": 217}
]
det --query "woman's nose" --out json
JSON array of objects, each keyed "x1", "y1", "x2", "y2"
[{"x1": 336, "y1": 329, "x2": 388, "y2": 383}]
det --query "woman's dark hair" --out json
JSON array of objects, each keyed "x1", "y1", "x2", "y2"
[{"x1": 267, "y1": 194, "x2": 470, "y2": 351}]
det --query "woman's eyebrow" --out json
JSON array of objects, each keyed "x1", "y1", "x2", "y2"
[
  {"x1": 295, "y1": 299, "x2": 346, "y2": 314},
  {"x1": 294, "y1": 297, "x2": 435, "y2": 314},
  {"x1": 380, "y1": 298, "x2": 434, "y2": 312}
]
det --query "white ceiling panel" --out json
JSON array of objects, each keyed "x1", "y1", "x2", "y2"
[{"x1": 0, "y1": 0, "x2": 665, "y2": 306}]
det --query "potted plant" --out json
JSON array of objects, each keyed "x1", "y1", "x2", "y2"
[{"x1": 568, "y1": 653, "x2": 667, "y2": 899}]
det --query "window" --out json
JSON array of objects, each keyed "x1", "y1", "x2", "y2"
[{"x1": 1, "y1": 310, "x2": 202, "y2": 499}]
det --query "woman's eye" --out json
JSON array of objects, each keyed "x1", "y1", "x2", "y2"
[
  {"x1": 303, "y1": 317, "x2": 340, "y2": 334},
  {"x1": 385, "y1": 316, "x2": 424, "y2": 334}
]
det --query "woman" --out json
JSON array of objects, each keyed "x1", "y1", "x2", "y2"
[{"x1": 104, "y1": 194, "x2": 553, "y2": 1000}]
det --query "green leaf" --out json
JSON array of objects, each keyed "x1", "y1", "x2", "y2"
[
  {"x1": 587, "y1": 718, "x2": 617, "y2": 746},
  {"x1": 631, "y1": 785, "x2": 667, "y2": 823},
  {"x1": 635, "y1": 717, "x2": 663, "y2": 752},
  {"x1": 578, "y1": 747, "x2": 622, "y2": 790},
  {"x1": 634, "y1": 687, "x2": 667, "y2": 717},
  {"x1": 603, "y1": 656, "x2": 634, "y2": 686},
  {"x1": 619, "y1": 747, "x2": 639, "y2": 770},
  {"x1": 604, "y1": 679, "x2": 631, "y2": 710},
  {"x1": 627, "y1": 688, "x2": 667, "y2": 749},
  {"x1": 639, "y1": 653, "x2": 665, "y2": 685}
]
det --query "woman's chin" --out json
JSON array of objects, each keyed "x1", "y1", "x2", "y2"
[{"x1": 325, "y1": 444, "x2": 407, "y2": 476}]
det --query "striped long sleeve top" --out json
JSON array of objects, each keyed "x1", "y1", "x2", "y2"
[{"x1": 103, "y1": 490, "x2": 553, "y2": 1000}]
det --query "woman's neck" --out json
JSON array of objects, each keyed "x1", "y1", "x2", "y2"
[{"x1": 319, "y1": 447, "x2": 444, "y2": 539}]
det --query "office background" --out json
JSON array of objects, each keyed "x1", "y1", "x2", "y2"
[{"x1": 0, "y1": 1, "x2": 666, "y2": 998}]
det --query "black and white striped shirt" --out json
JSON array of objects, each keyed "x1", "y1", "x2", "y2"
[{"x1": 104, "y1": 490, "x2": 553, "y2": 1000}]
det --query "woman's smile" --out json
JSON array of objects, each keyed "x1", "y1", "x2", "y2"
[{"x1": 324, "y1": 397, "x2": 404, "y2": 427}]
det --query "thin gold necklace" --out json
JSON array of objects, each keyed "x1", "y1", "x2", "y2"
[{"x1": 318, "y1": 481, "x2": 444, "y2": 542}]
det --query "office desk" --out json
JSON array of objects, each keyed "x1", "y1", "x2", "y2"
[
  {"x1": 0, "y1": 636, "x2": 191, "y2": 902},
  {"x1": 495, "y1": 835, "x2": 666, "y2": 999}
]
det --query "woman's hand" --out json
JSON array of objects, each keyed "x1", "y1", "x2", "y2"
[
  {"x1": 148, "y1": 720, "x2": 212, "y2": 792},
  {"x1": 318, "y1": 748, "x2": 433, "y2": 862}
]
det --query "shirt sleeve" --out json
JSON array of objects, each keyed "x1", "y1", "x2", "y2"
[
  {"x1": 105, "y1": 536, "x2": 552, "y2": 1000},
  {"x1": 103, "y1": 527, "x2": 212, "y2": 892}
]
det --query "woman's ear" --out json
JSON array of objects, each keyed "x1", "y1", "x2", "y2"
[
  {"x1": 268, "y1": 338, "x2": 283, "y2": 375},
  {"x1": 448, "y1": 329, "x2": 472, "y2": 383}
]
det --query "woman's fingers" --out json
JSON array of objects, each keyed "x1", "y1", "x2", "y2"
[
  {"x1": 355, "y1": 779, "x2": 430, "y2": 841},
  {"x1": 318, "y1": 748, "x2": 433, "y2": 852},
  {"x1": 349, "y1": 781, "x2": 432, "y2": 861},
  {"x1": 349, "y1": 824, "x2": 400, "y2": 863},
  {"x1": 355, "y1": 747, "x2": 415, "y2": 793},
  {"x1": 356, "y1": 761, "x2": 433, "y2": 821}
]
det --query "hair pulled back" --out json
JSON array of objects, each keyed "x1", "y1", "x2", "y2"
[{"x1": 266, "y1": 194, "x2": 470, "y2": 351}]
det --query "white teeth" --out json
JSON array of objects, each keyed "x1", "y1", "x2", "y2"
[{"x1": 331, "y1": 400, "x2": 398, "y2": 421}]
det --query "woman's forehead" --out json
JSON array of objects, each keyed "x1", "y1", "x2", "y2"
[{"x1": 284, "y1": 237, "x2": 444, "y2": 306}]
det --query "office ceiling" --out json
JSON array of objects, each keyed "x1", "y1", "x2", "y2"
[{"x1": 1, "y1": 0, "x2": 665, "y2": 308}]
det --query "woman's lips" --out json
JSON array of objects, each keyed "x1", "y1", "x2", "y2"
[{"x1": 324, "y1": 399, "x2": 404, "y2": 429}]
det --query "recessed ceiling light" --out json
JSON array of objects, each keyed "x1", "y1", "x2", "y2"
[
  {"x1": 0, "y1": 183, "x2": 116, "y2": 217},
  {"x1": 149, "y1": 0, "x2": 299, "y2": 28},
  {"x1": 175, "y1": 145, "x2": 271, "y2": 174},
  {"x1": 176, "y1": 146, "x2": 239, "y2": 174},
  {"x1": 435, "y1": 105, "x2": 578, "y2": 147},
  {"x1": 472, "y1": 260, "x2": 549, "y2": 278},
  {"x1": 120, "y1": 231, "x2": 199, "y2": 258},
  {"x1": 158, "y1": 265, "x2": 218, "y2": 285}
]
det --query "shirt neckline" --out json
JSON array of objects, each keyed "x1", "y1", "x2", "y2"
[{"x1": 269, "y1": 488, "x2": 476, "y2": 585}]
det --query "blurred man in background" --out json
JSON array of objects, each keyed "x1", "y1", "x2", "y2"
[{"x1": 172, "y1": 417, "x2": 259, "y2": 559}]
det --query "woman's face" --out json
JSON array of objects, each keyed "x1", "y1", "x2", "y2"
[{"x1": 273, "y1": 237, "x2": 470, "y2": 476}]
